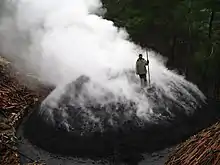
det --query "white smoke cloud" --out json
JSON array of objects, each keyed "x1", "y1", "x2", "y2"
[{"x1": 0, "y1": 0, "x2": 205, "y2": 122}]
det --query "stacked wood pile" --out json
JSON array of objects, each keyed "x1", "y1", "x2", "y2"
[
  {"x1": 165, "y1": 121, "x2": 220, "y2": 165},
  {"x1": 0, "y1": 57, "x2": 52, "y2": 165}
]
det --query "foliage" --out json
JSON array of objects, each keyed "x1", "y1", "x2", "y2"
[{"x1": 102, "y1": 0, "x2": 220, "y2": 97}]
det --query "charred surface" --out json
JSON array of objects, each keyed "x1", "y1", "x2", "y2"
[{"x1": 23, "y1": 76, "x2": 220, "y2": 161}]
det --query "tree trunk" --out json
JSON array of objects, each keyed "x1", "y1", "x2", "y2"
[
  {"x1": 208, "y1": 10, "x2": 215, "y2": 39},
  {"x1": 171, "y1": 35, "x2": 177, "y2": 63}
]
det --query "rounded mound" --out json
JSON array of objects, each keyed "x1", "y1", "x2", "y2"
[{"x1": 23, "y1": 75, "x2": 208, "y2": 158}]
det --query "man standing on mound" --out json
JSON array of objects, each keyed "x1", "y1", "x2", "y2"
[{"x1": 136, "y1": 54, "x2": 149, "y2": 88}]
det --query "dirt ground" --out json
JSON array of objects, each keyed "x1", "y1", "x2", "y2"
[{"x1": 1, "y1": 56, "x2": 220, "y2": 165}]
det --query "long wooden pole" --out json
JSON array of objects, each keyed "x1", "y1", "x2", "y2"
[{"x1": 146, "y1": 51, "x2": 151, "y2": 86}]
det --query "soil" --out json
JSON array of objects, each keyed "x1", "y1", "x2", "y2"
[{"x1": 1, "y1": 56, "x2": 220, "y2": 165}]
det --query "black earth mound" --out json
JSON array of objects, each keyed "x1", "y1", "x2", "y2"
[{"x1": 23, "y1": 75, "x2": 220, "y2": 161}]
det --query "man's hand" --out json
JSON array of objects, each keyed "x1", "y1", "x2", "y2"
[{"x1": 146, "y1": 60, "x2": 149, "y2": 65}]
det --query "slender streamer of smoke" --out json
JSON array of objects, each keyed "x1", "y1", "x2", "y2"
[{"x1": 0, "y1": 0, "x2": 206, "y2": 122}]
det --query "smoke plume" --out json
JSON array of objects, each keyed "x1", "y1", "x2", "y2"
[{"x1": 0, "y1": 0, "x2": 205, "y2": 122}]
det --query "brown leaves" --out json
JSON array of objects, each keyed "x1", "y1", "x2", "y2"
[
  {"x1": 165, "y1": 122, "x2": 220, "y2": 165},
  {"x1": 0, "y1": 58, "x2": 52, "y2": 165},
  {"x1": 0, "y1": 149, "x2": 20, "y2": 165},
  {"x1": 0, "y1": 68, "x2": 38, "y2": 128}
]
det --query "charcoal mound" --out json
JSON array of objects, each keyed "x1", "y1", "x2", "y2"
[{"x1": 23, "y1": 75, "x2": 214, "y2": 159}]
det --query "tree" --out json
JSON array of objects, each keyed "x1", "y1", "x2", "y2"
[{"x1": 102, "y1": 0, "x2": 220, "y2": 97}]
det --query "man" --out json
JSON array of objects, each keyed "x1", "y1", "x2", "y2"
[{"x1": 136, "y1": 54, "x2": 149, "y2": 87}]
